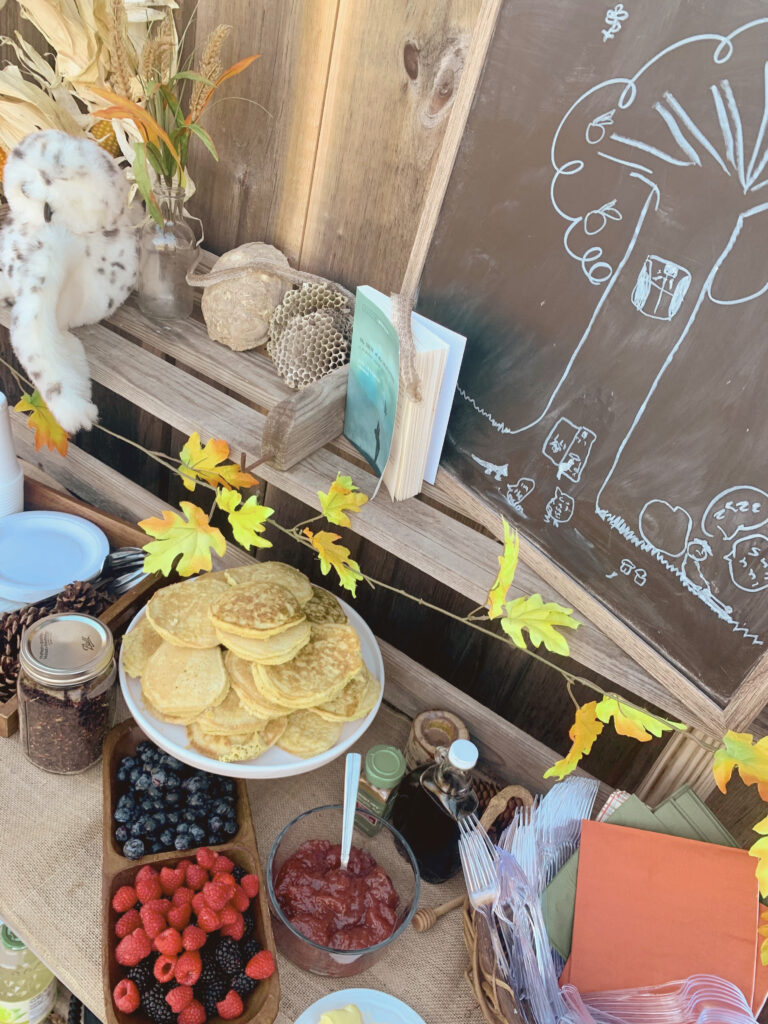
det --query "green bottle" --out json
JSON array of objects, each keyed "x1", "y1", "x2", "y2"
[
  {"x1": 355, "y1": 744, "x2": 407, "y2": 835},
  {"x1": 0, "y1": 924, "x2": 56, "y2": 1024}
]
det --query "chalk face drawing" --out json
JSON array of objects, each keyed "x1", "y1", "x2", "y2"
[
  {"x1": 702, "y1": 486, "x2": 768, "y2": 542},
  {"x1": 726, "y1": 534, "x2": 768, "y2": 592},
  {"x1": 545, "y1": 487, "x2": 575, "y2": 526},
  {"x1": 506, "y1": 477, "x2": 535, "y2": 512},
  {"x1": 631, "y1": 255, "x2": 691, "y2": 320},
  {"x1": 542, "y1": 418, "x2": 596, "y2": 482}
]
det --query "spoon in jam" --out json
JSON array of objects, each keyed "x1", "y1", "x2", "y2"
[{"x1": 340, "y1": 751, "x2": 362, "y2": 871}]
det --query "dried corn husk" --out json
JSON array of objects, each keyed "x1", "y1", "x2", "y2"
[
  {"x1": 0, "y1": 66, "x2": 83, "y2": 150},
  {"x1": 17, "y1": 0, "x2": 109, "y2": 85}
]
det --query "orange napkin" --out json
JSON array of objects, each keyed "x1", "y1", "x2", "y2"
[{"x1": 567, "y1": 820, "x2": 759, "y2": 1002}]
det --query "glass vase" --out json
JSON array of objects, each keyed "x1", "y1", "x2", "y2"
[{"x1": 137, "y1": 185, "x2": 197, "y2": 320}]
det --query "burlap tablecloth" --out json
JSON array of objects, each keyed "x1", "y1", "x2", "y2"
[{"x1": 0, "y1": 701, "x2": 482, "y2": 1024}]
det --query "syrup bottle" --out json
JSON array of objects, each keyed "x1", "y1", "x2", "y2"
[{"x1": 391, "y1": 738, "x2": 479, "y2": 884}]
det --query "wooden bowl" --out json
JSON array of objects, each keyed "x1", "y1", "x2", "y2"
[{"x1": 101, "y1": 720, "x2": 280, "y2": 1024}]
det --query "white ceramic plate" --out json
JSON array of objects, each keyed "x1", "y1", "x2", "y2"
[
  {"x1": 119, "y1": 589, "x2": 384, "y2": 779},
  {"x1": 0, "y1": 510, "x2": 109, "y2": 606},
  {"x1": 293, "y1": 989, "x2": 427, "y2": 1024}
]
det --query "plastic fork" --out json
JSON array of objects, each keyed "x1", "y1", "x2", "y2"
[{"x1": 458, "y1": 818, "x2": 509, "y2": 985}]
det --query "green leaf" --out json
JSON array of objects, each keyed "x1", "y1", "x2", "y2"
[
  {"x1": 132, "y1": 142, "x2": 162, "y2": 225},
  {"x1": 500, "y1": 593, "x2": 579, "y2": 656},
  {"x1": 160, "y1": 84, "x2": 185, "y2": 128},
  {"x1": 595, "y1": 697, "x2": 686, "y2": 742},
  {"x1": 187, "y1": 121, "x2": 218, "y2": 161}
]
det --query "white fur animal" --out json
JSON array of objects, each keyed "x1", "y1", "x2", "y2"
[{"x1": 0, "y1": 130, "x2": 138, "y2": 432}]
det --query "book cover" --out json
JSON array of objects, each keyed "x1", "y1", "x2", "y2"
[{"x1": 343, "y1": 288, "x2": 400, "y2": 477}]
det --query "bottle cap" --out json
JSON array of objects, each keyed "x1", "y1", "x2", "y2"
[
  {"x1": 448, "y1": 739, "x2": 478, "y2": 770},
  {"x1": 1, "y1": 924, "x2": 25, "y2": 951},
  {"x1": 364, "y1": 744, "x2": 406, "y2": 789}
]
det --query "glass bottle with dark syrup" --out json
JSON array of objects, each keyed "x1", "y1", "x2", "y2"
[{"x1": 392, "y1": 739, "x2": 479, "y2": 884}]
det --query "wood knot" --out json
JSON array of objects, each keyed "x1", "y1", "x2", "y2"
[
  {"x1": 403, "y1": 41, "x2": 420, "y2": 81},
  {"x1": 421, "y1": 36, "x2": 468, "y2": 128}
]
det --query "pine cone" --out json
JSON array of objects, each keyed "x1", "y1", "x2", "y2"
[
  {"x1": 53, "y1": 581, "x2": 108, "y2": 618},
  {"x1": 0, "y1": 601, "x2": 55, "y2": 702}
]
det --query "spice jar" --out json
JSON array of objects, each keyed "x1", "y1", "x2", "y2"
[
  {"x1": 355, "y1": 744, "x2": 406, "y2": 836},
  {"x1": 17, "y1": 613, "x2": 116, "y2": 774}
]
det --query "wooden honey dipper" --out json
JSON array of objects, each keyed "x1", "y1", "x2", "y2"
[{"x1": 412, "y1": 894, "x2": 465, "y2": 932}]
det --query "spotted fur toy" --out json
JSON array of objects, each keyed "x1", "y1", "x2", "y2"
[{"x1": 0, "y1": 130, "x2": 138, "y2": 433}]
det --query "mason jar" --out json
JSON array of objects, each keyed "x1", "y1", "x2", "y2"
[{"x1": 17, "y1": 614, "x2": 116, "y2": 774}]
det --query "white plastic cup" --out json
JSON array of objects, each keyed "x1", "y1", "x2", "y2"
[{"x1": 0, "y1": 392, "x2": 23, "y2": 518}]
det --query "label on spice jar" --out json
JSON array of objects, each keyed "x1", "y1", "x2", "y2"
[{"x1": 0, "y1": 981, "x2": 56, "y2": 1024}]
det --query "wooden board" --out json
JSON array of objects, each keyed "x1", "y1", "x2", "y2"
[{"x1": 415, "y1": 0, "x2": 768, "y2": 730}]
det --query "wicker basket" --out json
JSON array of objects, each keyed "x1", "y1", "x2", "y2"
[{"x1": 462, "y1": 784, "x2": 534, "y2": 1023}]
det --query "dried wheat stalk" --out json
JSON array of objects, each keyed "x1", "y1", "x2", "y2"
[
  {"x1": 188, "y1": 23, "x2": 231, "y2": 121},
  {"x1": 109, "y1": 0, "x2": 133, "y2": 99}
]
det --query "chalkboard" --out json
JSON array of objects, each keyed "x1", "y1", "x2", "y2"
[{"x1": 417, "y1": 1, "x2": 768, "y2": 715}]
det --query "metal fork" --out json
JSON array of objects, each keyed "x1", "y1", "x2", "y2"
[{"x1": 458, "y1": 818, "x2": 509, "y2": 984}]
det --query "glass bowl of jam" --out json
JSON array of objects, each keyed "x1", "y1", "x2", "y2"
[{"x1": 267, "y1": 803, "x2": 420, "y2": 976}]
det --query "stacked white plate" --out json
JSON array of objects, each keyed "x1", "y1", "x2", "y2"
[{"x1": 0, "y1": 511, "x2": 110, "y2": 612}]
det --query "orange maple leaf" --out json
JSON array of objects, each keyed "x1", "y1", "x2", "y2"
[
  {"x1": 303, "y1": 528, "x2": 363, "y2": 597},
  {"x1": 14, "y1": 390, "x2": 68, "y2": 456},
  {"x1": 139, "y1": 502, "x2": 226, "y2": 577},
  {"x1": 178, "y1": 432, "x2": 258, "y2": 492},
  {"x1": 544, "y1": 701, "x2": 604, "y2": 780}
]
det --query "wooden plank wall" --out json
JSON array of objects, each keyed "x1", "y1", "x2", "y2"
[{"x1": 0, "y1": 0, "x2": 676, "y2": 796}]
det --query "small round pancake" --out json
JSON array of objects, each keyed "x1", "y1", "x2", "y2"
[
  {"x1": 187, "y1": 716, "x2": 287, "y2": 763},
  {"x1": 303, "y1": 586, "x2": 347, "y2": 625},
  {"x1": 313, "y1": 664, "x2": 381, "y2": 722},
  {"x1": 210, "y1": 582, "x2": 303, "y2": 638},
  {"x1": 277, "y1": 710, "x2": 343, "y2": 758},
  {"x1": 195, "y1": 687, "x2": 271, "y2": 735},
  {"x1": 143, "y1": 642, "x2": 228, "y2": 718},
  {"x1": 122, "y1": 616, "x2": 164, "y2": 677},
  {"x1": 146, "y1": 577, "x2": 229, "y2": 648},
  {"x1": 251, "y1": 623, "x2": 362, "y2": 708},
  {"x1": 224, "y1": 562, "x2": 313, "y2": 606},
  {"x1": 141, "y1": 690, "x2": 203, "y2": 726},
  {"x1": 215, "y1": 619, "x2": 311, "y2": 664},
  {"x1": 225, "y1": 652, "x2": 295, "y2": 718}
]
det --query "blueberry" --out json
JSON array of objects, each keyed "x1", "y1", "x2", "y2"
[
  {"x1": 144, "y1": 817, "x2": 159, "y2": 835},
  {"x1": 182, "y1": 810, "x2": 197, "y2": 824},
  {"x1": 223, "y1": 819, "x2": 237, "y2": 837},
  {"x1": 116, "y1": 766, "x2": 129, "y2": 783},
  {"x1": 136, "y1": 741, "x2": 153, "y2": 756},
  {"x1": 167, "y1": 811, "x2": 180, "y2": 825},
  {"x1": 130, "y1": 819, "x2": 145, "y2": 838},
  {"x1": 207, "y1": 832, "x2": 223, "y2": 847},
  {"x1": 121, "y1": 756, "x2": 137, "y2": 771},
  {"x1": 164, "y1": 755, "x2": 183, "y2": 771},
  {"x1": 188, "y1": 792, "x2": 207, "y2": 809},
  {"x1": 151, "y1": 769, "x2": 167, "y2": 789},
  {"x1": 186, "y1": 776, "x2": 207, "y2": 794},
  {"x1": 218, "y1": 779, "x2": 236, "y2": 798},
  {"x1": 135, "y1": 772, "x2": 151, "y2": 791},
  {"x1": 165, "y1": 791, "x2": 181, "y2": 806},
  {"x1": 176, "y1": 822, "x2": 190, "y2": 834},
  {"x1": 123, "y1": 838, "x2": 145, "y2": 859},
  {"x1": 139, "y1": 798, "x2": 155, "y2": 813},
  {"x1": 159, "y1": 829, "x2": 174, "y2": 848},
  {"x1": 129, "y1": 766, "x2": 141, "y2": 785},
  {"x1": 174, "y1": 834, "x2": 192, "y2": 851},
  {"x1": 115, "y1": 825, "x2": 129, "y2": 843},
  {"x1": 189, "y1": 825, "x2": 205, "y2": 843},
  {"x1": 165, "y1": 773, "x2": 181, "y2": 791},
  {"x1": 211, "y1": 800, "x2": 230, "y2": 818},
  {"x1": 114, "y1": 805, "x2": 132, "y2": 824},
  {"x1": 208, "y1": 816, "x2": 223, "y2": 834}
]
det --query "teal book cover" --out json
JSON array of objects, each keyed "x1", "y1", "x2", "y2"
[{"x1": 343, "y1": 287, "x2": 400, "y2": 477}]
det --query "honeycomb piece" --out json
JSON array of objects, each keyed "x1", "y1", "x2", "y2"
[
  {"x1": 269, "y1": 308, "x2": 352, "y2": 389},
  {"x1": 269, "y1": 283, "x2": 350, "y2": 342}
]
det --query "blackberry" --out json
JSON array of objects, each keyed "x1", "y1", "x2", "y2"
[
  {"x1": 241, "y1": 913, "x2": 254, "y2": 940},
  {"x1": 198, "y1": 958, "x2": 226, "y2": 987},
  {"x1": 141, "y1": 986, "x2": 174, "y2": 1024},
  {"x1": 126, "y1": 959, "x2": 155, "y2": 994},
  {"x1": 231, "y1": 972, "x2": 258, "y2": 996},
  {"x1": 215, "y1": 936, "x2": 242, "y2": 975},
  {"x1": 199, "y1": 980, "x2": 228, "y2": 1017},
  {"x1": 240, "y1": 939, "x2": 261, "y2": 961},
  {"x1": 232, "y1": 866, "x2": 246, "y2": 883}
]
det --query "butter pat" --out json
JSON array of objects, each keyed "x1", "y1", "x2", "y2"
[{"x1": 319, "y1": 1006, "x2": 364, "y2": 1024}]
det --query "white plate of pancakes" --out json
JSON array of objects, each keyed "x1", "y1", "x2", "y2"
[{"x1": 118, "y1": 563, "x2": 384, "y2": 779}]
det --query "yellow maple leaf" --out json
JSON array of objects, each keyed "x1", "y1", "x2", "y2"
[
  {"x1": 216, "y1": 488, "x2": 273, "y2": 551},
  {"x1": 139, "y1": 502, "x2": 226, "y2": 577},
  {"x1": 759, "y1": 905, "x2": 768, "y2": 964},
  {"x1": 750, "y1": 836, "x2": 768, "y2": 900},
  {"x1": 14, "y1": 390, "x2": 68, "y2": 456},
  {"x1": 595, "y1": 696, "x2": 686, "y2": 742},
  {"x1": 500, "y1": 593, "x2": 579, "y2": 656},
  {"x1": 544, "y1": 701, "x2": 604, "y2": 780},
  {"x1": 318, "y1": 474, "x2": 368, "y2": 528},
  {"x1": 486, "y1": 518, "x2": 519, "y2": 619},
  {"x1": 303, "y1": 528, "x2": 363, "y2": 597},
  {"x1": 178, "y1": 432, "x2": 258, "y2": 492},
  {"x1": 712, "y1": 731, "x2": 768, "y2": 801}
]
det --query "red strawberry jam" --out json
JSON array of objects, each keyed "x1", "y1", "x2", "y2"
[{"x1": 275, "y1": 839, "x2": 399, "y2": 950}]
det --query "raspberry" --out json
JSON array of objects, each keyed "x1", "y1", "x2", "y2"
[
  {"x1": 153, "y1": 954, "x2": 177, "y2": 983},
  {"x1": 245, "y1": 951, "x2": 275, "y2": 981},
  {"x1": 154, "y1": 927, "x2": 183, "y2": 956},
  {"x1": 175, "y1": 950, "x2": 202, "y2": 986},
  {"x1": 165, "y1": 985, "x2": 194, "y2": 1013},
  {"x1": 115, "y1": 928, "x2": 152, "y2": 966},
  {"x1": 220, "y1": 905, "x2": 239, "y2": 926},
  {"x1": 220, "y1": 917, "x2": 245, "y2": 942},
  {"x1": 212, "y1": 855, "x2": 235, "y2": 874},
  {"x1": 191, "y1": 892, "x2": 208, "y2": 916},
  {"x1": 142, "y1": 899, "x2": 171, "y2": 917},
  {"x1": 112, "y1": 886, "x2": 138, "y2": 913},
  {"x1": 182, "y1": 925, "x2": 206, "y2": 951},
  {"x1": 115, "y1": 908, "x2": 141, "y2": 938},
  {"x1": 240, "y1": 875, "x2": 259, "y2": 899},
  {"x1": 196, "y1": 847, "x2": 216, "y2": 870},
  {"x1": 136, "y1": 865, "x2": 159, "y2": 886},
  {"x1": 202, "y1": 882, "x2": 230, "y2": 912},
  {"x1": 196, "y1": 906, "x2": 221, "y2": 933},
  {"x1": 185, "y1": 863, "x2": 208, "y2": 891},
  {"x1": 168, "y1": 903, "x2": 192, "y2": 931},
  {"x1": 178, "y1": 1000, "x2": 206, "y2": 1024},
  {"x1": 160, "y1": 866, "x2": 185, "y2": 896},
  {"x1": 216, "y1": 990, "x2": 243, "y2": 1020},
  {"x1": 140, "y1": 907, "x2": 166, "y2": 940},
  {"x1": 136, "y1": 875, "x2": 163, "y2": 903},
  {"x1": 230, "y1": 886, "x2": 249, "y2": 913},
  {"x1": 172, "y1": 886, "x2": 194, "y2": 908},
  {"x1": 113, "y1": 978, "x2": 141, "y2": 1013},
  {"x1": 212, "y1": 873, "x2": 236, "y2": 899}
]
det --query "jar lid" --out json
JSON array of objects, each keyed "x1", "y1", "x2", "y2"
[
  {"x1": 448, "y1": 739, "x2": 478, "y2": 771},
  {"x1": 364, "y1": 744, "x2": 406, "y2": 789},
  {"x1": 1, "y1": 924, "x2": 25, "y2": 951},
  {"x1": 20, "y1": 613, "x2": 114, "y2": 687}
]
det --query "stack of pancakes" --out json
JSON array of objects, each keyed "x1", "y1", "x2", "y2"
[{"x1": 122, "y1": 562, "x2": 381, "y2": 763}]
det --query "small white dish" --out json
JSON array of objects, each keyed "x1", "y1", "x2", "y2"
[
  {"x1": 119, "y1": 587, "x2": 385, "y2": 779},
  {"x1": 293, "y1": 989, "x2": 427, "y2": 1024},
  {"x1": 0, "y1": 510, "x2": 109, "y2": 605}
]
